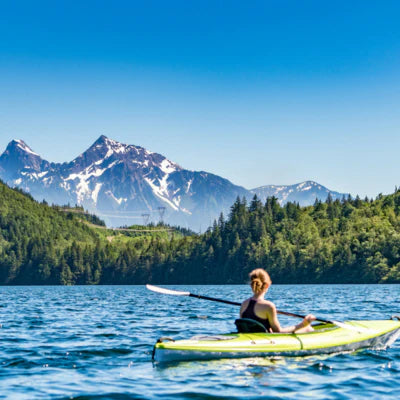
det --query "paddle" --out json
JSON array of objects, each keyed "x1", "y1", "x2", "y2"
[{"x1": 146, "y1": 284, "x2": 359, "y2": 330}]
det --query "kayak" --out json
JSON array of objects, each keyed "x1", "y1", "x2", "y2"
[{"x1": 153, "y1": 319, "x2": 400, "y2": 363}]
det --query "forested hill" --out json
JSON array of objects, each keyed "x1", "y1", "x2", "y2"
[
  {"x1": 193, "y1": 194, "x2": 400, "y2": 284},
  {"x1": 0, "y1": 180, "x2": 193, "y2": 285},
  {"x1": 1, "y1": 179, "x2": 400, "y2": 284},
  {"x1": 0, "y1": 181, "x2": 102, "y2": 284}
]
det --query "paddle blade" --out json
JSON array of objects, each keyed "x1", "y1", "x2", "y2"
[{"x1": 146, "y1": 284, "x2": 190, "y2": 296}]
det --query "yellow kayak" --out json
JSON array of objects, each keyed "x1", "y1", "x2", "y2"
[{"x1": 153, "y1": 319, "x2": 400, "y2": 363}]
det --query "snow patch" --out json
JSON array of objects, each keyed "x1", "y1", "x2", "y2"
[
  {"x1": 24, "y1": 171, "x2": 46, "y2": 181},
  {"x1": 43, "y1": 176, "x2": 54, "y2": 185},
  {"x1": 160, "y1": 159, "x2": 177, "y2": 174},
  {"x1": 105, "y1": 148, "x2": 114, "y2": 159},
  {"x1": 103, "y1": 137, "x2": 131, "y2": 157},
  {"x1": 105, "y1": 190, "x2": 127, "y2": 205},
  {"x1": 66, "y1": 160, "x2": 118, "y2": 181},
  {"x1": 92, "y1": 183, "x2": 103, "y2": 204},
  {"x1": 186, "y1": 178, "x2": 194, "y2": 193},
  {"x1": 65, "y1": 160, "x2": 119, "y2": 203},
  {"x1": 59, "y1": 181, "x2": 70, "y2": 191},
  {"x1": 14, "y1": 140, "x2": 40, "y2": 156},
  {"x1": 172, "y1": 195, "x2": 181, "y2": 208},
  {"x1": 145, "y1": 177, "x2": 178, "y2": 211}
]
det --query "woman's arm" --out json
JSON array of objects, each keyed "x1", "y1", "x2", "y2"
[
  {"x1": 267, "y1": 303, "x2": 315, "y2": 333},
  {"x1": 239, "y1": 300, "x2": 248, "y2": 317}
]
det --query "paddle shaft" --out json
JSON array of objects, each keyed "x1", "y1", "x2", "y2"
[
  {"x1": 188, "y1": 293, "x2": 332, "y2": 324},
  {"x1": 189, "y1": 293, "x2": 241, "y2": 306}
]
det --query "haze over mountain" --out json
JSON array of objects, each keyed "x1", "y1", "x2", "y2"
[
  {"x1": 0, "y1": 136, "x2": 348, "y2": 230},
  {"x1": 251, "y1": 181, "x2": 346, "y2": 207}
]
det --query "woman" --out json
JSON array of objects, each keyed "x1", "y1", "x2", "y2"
[{"x1": 240, "y1": 268, "x2": 316, "y2": 333}]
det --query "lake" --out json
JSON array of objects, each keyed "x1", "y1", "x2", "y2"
[{"x1": 0, "y1": 284, "x2": 399, "y2": 399}]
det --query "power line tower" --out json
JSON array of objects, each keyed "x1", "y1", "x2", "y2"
[
  {"x1": 158, "y1": 206, "x2": 166, "y2": 224},
  {"x1": 142, "y1": 213, "x2": 150, "y2": 226}
]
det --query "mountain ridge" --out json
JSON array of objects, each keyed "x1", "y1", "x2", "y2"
[
  {"x1": 251, "y1": 180, "x2": 347, "y2": 206},
  {"x1": 0, "y1": 136, "x2": 348, "y2": 230}
]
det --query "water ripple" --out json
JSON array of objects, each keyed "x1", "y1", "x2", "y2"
[{"x1": 0, "y1": 284, "x2": 399, "y2": 399}]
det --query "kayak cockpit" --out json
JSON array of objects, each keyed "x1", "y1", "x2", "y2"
[{"x1": 235, "y1": 317, "x2": 338, "y2": 334}]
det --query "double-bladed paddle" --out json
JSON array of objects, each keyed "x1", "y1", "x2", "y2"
[{"x1": 146, "y1": 284, "x2": 362, "y2": 331}]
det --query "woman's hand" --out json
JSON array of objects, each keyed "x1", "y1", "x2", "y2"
[{"x1": 302, "y1": 314, "x2": 316, "y2": 326}]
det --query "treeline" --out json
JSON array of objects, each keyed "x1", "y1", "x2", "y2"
[
  {"x1": 1, "y1": 179, "x2": 400, "y2": 285},
  {"x1": 124, "y1": 222, "x2": 196, "y2": 237},
  {"x1": 50, "y1": 204, "x2": 106, "y2": 226},
  {"x1": 0, "y1": 182, "x2": 101, "y2": 284},
  {"x1": 172, "y1": 193, "x2": 400, "y2": 284},
  {"x1": 0, "y1": 180, "x2": 196, "y2": 285}
]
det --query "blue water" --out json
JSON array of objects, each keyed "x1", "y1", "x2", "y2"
[{"x1": 0, "y1": 285, "x2": 399, "y2": 399}]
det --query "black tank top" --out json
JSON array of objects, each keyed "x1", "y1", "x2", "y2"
[{"x1": 242, "y1": 299, "x2": 271, "y2": 331}]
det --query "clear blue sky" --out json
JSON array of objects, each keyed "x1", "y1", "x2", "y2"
[{"x1": 1, "y1": 1, "x2": 400, "y2": 197}]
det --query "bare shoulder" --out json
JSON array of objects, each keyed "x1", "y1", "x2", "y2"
[{"x1": 257, "y1": 299, "x2": 276, "y2": 311}]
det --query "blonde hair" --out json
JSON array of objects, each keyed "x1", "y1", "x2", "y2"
[{"x1": 249, "y1": 268, "x2": 271, "y2": 295}]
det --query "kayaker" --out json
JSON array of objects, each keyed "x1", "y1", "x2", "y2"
[{"x1": 240, "y1": 268, "x2": 316, "y2": 333}]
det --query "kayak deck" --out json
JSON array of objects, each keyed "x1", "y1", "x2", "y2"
[{"x1": 153, "y1": 320, "x2": 400, "y2": 363}]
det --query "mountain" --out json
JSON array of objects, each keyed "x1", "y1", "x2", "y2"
[
  {"x1": 0, "y1": 136, "x2": 349, "y2": 230},
  {"x1": 251, "y1": 181, "x2": 348, "y2": 206},
  {"x1": 0, "y1": 140, "x2": 50, "y2": 179},
  {"x1": 0, "y1": 136, "x2": 249, "y2": 230},
  {"x1": 2, "y1": 170, "x2": 399, "y2": 285}
]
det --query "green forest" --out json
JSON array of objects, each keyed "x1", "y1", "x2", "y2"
[{"x1": 1, "y1": 179, "x2": 400, "y2": 285}]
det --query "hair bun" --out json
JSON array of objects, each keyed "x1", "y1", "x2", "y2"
[
  {"x1": 249, "y1": 269, "x2": 272, "y2": 295},
  {"x1": 252, "y1": 277, "x2": 262, "y2": 288}
]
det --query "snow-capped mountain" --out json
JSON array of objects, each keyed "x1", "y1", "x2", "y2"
[
  {"x1": 251, "y1": 181, "x2": 348, "y2": 206},
  {"x1": 0, "y1": 136, "x2": 249, "y2": 230},
  {"x1": 0, "y1": 136, "x2": 349, "y2": 230},
  {"x1": 0, "y1": 139, "x2": 50, "y2": 180}
]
